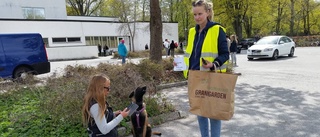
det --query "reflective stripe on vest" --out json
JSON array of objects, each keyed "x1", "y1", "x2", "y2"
[{"x1": 183, "y1": 25, "x2": 227, "y2": 78}]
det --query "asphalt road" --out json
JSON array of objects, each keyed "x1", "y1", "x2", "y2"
[{"x1": 41, "y1": 47, "x2": 320, "y2": 137}]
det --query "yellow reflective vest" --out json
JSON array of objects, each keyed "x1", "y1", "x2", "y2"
[{"x1": 183, "y1": 25, "x2": 228, "y2": 78}]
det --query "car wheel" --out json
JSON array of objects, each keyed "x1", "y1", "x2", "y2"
[
  {"x1": 247, "y1": 57, "x2": 253, "y2": 60},
  {"x1": 13, "y1": 66, "x2": 32, "y2": 79},
  {"x1": 288, "y1": 48, "x2": 294, "y2": 57},
  {"x1": 272, "y1": 50, "x2": 279, "y2": 60}
]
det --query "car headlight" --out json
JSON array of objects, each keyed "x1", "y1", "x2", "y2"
[{"x1": 263, "y1": 48, "x2": 273, "y2": 52}]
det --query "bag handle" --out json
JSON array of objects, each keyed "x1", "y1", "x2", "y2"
[{"x1": 212, "y1": 63, "x2": 222, "y2": 73}]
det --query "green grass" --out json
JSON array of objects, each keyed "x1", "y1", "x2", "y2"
[{"x1": 0, "y1": 87, "x2": 87, "y2": 137}]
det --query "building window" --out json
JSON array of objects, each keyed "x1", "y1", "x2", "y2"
[
  {"x1": 52, "y1": 38, "x2": 67, "y2": 43},
  {"x1": 22, "y1": 7, "x2": 45, "y2": 19},
  {"x1": 52, "y1": 37, "x2": 81, "y2": 43},
  {"x1": 67, "y1": 37, "x2": 81, "y2": 42},
  {"x1": 85, "y1": 36, "x2": 119, "y2": 48}
]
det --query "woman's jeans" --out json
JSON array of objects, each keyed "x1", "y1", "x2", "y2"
[
  {"x1": 121, "y1": 56, "x2": 126, "y2": 64},
  {"x1": 230, "y1": 52, "x2": 237, "y2": 65},
  {"x1": 197, "y1": 115, "x2": 221, "y2": 137}
]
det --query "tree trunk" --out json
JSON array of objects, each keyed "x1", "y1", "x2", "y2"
[
  {"x1": 243, "y1": 16, "x2": 253, "y2": 37},
  {"x1": 150, "y1": 0, "x2": 163, "y2": 63},
  {"x1": 170, "y1": 0, "x2": 174, "y2": 22},
  {"x1": 142, "y1": 0, "x2": 146, "y2": 21},
  {"x1": 276, "y1": 1, "x2": 282, "y2": 34},
  {"x1": 289, "y1": 0, "x2": 295, "y2": 36},
  {"x1": 233, "y1": 15, "x2": 242, "y2": 40},
  {"x1": 306, "y1": 0, "x2": 310, "y2": 35}
]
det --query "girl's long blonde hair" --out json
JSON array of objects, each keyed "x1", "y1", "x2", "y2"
[{"x1": 82, "y1": 74, "x2": 109, "y2": 126}]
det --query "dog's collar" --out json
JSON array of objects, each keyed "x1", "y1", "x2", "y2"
[{"x1": 137, "y1": 106, "x2": 145, "y2": 113}]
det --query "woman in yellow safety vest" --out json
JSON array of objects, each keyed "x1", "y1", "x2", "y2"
[{"x1": 185, "y1": 0, "x2": 230, "y2": 137}]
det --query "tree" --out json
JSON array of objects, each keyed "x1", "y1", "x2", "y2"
[
  {"x1": 150, "y1": 0, "x2": 163, "y2": 63},
  {"x1": 140, "y1": 0, "x2": 150, "y2": 21},
  {"x1": 66, "y1": 0, "x2": 104, "y2": 16},
  {"x1": 106, "y1": 0, "x2": 138, "y2": 51},
  {"x1": 289, "y1": 0, "x2": 296, "y2": 36},
  {"x1": 223, "y1": 0, "x2": 245, "y2": 39},
  {"x1": 274, "y1": 0, "x2": 288, "y2": 34},
  {"x1": 174, "y1": 0, "x2": 192, "y2": 41}
]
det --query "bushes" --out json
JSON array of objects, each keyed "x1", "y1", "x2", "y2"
[{"x1": 0, "y1": 58, "x2": 184, "y2": 136}]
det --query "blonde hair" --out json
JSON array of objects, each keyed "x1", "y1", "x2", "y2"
[
  {"x1": 231, "y1": 35, "x2": 238, "y2": 43},
  {"x1": 82, "y1": 74, "x2": 110, "y2": 126},
  {"x1": 192, "y1": 0, "x2": 214, "y2": 21}
]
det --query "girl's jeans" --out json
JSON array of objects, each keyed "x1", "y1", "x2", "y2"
[
  {"x1": 197, "y1": 115, "x2": 221, "y2": 137},
  {"x1": 121, "y1": 56, "x2": 126, "y2": 64}
]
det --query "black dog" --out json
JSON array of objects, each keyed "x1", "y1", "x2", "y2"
[{"x1": 128, "y1": 86, "x2": 161, "y2": 137}]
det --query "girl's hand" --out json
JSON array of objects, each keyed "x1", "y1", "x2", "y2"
[
  {"x1": 114, "y1": 110, "x2": 121, "y2": 116},
  {"x1": 120, "y1": 108, "x2": 129, "y2": 118}
]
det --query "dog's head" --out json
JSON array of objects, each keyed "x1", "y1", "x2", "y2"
[{"x1": 129, "y1": 86, "x2": 147, "y2": 104}]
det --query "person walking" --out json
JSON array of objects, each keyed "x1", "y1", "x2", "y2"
[
  {"x1": 179, "y1": 42, "x2": 183, "y2": 50},
  {"x1": 98, "y1": 44, "x2": 102, "y2": 56},
  {"x1": 82, "y1": 74, "x2": 129, "y2": 137},
  {"x1": 170, "y1": 40, "x2": 176, "y2": 57},
  {"x1": 164, "y1": 39, "x2": 170, "y2": 58},
  {"x1": 175, "y1": 0, "x2": 229, "y2": 136},
  {"x1": 117, "y1": 39, "x2": 128, "y2": 64},
  {"x1": 230, "y1": 35, "x2": 238, "y2": 67},
  {"x1": 145, "y1": 44, "x2": 149, "y2": 50}
]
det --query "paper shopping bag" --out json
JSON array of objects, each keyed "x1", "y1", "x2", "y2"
[{"x1": 188, "y1": 70, "x2": 238, "y2": 120}]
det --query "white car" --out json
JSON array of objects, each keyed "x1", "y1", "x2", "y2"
[{"x1": 247, "y1": 36, "x2": 295, "y2": 60}]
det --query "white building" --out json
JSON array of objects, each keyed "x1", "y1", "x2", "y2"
[{"x1": 0, "y1": 0, "x2": 178, "y2": 60}]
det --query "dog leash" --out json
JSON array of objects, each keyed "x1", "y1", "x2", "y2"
[{"x1": 136, "y1": 107, "x2": 145, "y2": 128}]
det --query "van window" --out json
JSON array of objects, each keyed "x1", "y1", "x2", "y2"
[{"x1": 2, "y1": 36, "x2": 40, "y2": 52}]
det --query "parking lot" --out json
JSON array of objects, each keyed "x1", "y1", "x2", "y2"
[
  {"x1": 223, "y1": 47, "x2": 320, "y2": 136},
  {"x1": 150, "y1": 47, "x2": 320, "y2": 137}
]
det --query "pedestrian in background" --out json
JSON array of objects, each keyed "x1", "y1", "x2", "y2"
[
  {"x1": 98, "y1": 44, "x2": 102, "y2": 56},
  {"x1": 170, "y1": 40, "x2": 176, "y2": 57},
  {"x1": 179, "y1": 42, "x2": 183, "y2": 50},
  {"x1": 117, "y1": 39, "x2": 128, "y2": 64},
  {"x1": 145, "y1": 44, "x2": 149, "y2": 50},
  {"x1": 164, "y1": 39, "x2": 170, "y2": 58},
  {"x1": 230, "y1": 35, "x2": 238, "y2": 67}
]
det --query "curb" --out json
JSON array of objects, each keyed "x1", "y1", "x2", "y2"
[{"x1": 156, "y1": 81, "x2": 187, "y2": 91}]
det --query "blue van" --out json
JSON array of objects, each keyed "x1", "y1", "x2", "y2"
[{"x1": 0, "y1": 33, "x2": 50, "y2": 79}]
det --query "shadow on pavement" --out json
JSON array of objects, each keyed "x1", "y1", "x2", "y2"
[{"x1": 223, "y1": 83, "x2": 320, "y2": 137}]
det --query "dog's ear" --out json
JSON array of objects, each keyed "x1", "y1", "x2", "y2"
[
  {"x1": 129, "y1": 91, "x2": 134, "y2": 98},
  {"x1": 142, "y1": 86, "x2": 147, "y2": 91}
]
